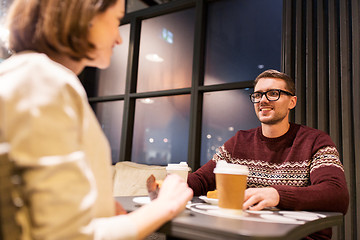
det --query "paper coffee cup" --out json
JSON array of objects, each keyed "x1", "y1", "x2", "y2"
[
  {"x1": 213, "y1": 160, "x2": 249, "y2": 213},
  {"x1": 166, "y1": 162, "x2": 189, "y2": 181}
]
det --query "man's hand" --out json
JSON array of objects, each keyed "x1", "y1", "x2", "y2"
[{"x1": 243, "y1": 187, "x2": 280, "y2": 211}]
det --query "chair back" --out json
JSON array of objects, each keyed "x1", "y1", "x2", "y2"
[{"x1": 113, "y1": 161, "x2": 167, "y2": 196}]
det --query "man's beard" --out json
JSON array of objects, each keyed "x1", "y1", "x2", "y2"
[{"x1": 258, "y1": 112, "x2": 287, "y2": 125}]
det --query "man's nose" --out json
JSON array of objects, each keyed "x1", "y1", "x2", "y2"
[{"x1": 260, "y1": 93, "x2": 269, "y2": 102}]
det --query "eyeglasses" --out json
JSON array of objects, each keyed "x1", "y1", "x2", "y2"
[{"x1": 249, "y1": 89, "x2": 295, "y2": 103}]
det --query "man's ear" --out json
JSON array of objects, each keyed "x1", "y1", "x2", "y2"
[{"x1": 289, "y1": 96, "x2": 297, "y2": 110}]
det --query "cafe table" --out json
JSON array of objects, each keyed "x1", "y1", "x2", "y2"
[{"x1": 115, "y1": 196, "x2": 343, "y2": 240}]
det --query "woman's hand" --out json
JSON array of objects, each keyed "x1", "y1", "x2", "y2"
[
  {"x1": 155, "y1": 174, "x2": 194, "y2": 220},
  {"x1": 128, "y1": 173, "x2": 193, "y2": 239}
]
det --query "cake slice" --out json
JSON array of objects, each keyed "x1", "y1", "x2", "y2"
[{"x1": 146, "y1": 174, "x2": 160, "y2": 200}]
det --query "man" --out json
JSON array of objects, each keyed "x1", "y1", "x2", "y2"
[{"x1": 188, "y1": 69, "x2": 349, "y2": 240}]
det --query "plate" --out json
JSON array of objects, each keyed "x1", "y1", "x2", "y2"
[
  {"x1": 199, "y1": 196, "x2": 219, "y2": 205},
  {"x1": 260, "y1": 214, "x2": 301, "y2": 223},
  {"x1": 246, "y1": 210, "x2": 274, "y2": 215},
  {"x1": 133, "y1": 196, "x2": 151, "y2": 205},
  {"x1": 194, "y1": 204, "x2": 219, "y2": 210},
  {"x1": 278, "y1": 211, "x2": 324, "y2": 221},
  {"x1": 187, "y1": 203, "x2": 304, "y2": 224}
]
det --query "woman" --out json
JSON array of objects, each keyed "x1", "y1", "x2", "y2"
[{"x1": 0, "y1": 0, "x2": 193, "y2": 239}]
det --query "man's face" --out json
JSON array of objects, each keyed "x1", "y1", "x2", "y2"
[{"x1": 253, "y1": 78, "x2": 297, "y2": 125}]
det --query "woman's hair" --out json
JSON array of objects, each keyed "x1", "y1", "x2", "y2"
[
  {"x1": 7, "y1": 0, "x2": 118, "y2": 60},
  {"x1": 254, "y1": 69, "x2": 296, "y2": 95}
]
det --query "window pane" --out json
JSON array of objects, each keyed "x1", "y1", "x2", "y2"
[
  {"x1": 137, "y1": 9, "x2": 195, "y2": 92},
  {"x1": 94, "y1": 101, "x2": 124, "y2": 164},
  {"x1": 0, "y1": 0, "x2": 12, "y2": 61},
  {"x1": 201, "y1": 89, "x2": 260, "y2": 166},
  {"x1": 204, "y1": 0, "x2": 283, "y2": 85},
  {"x1": 97, "y1": 24, "x2": 130, "y2": 96},
  {"x1": 132, "y1": 95, "x2": 190, "y2": 165}
]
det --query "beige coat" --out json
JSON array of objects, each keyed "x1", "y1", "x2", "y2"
[{"x1": 0, "y1": 52, "x2": 137, "y2": 239}]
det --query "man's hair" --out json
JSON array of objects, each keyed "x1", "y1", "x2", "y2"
[
  {"x1": 6, "y1": 0, "x2": 118, "y2": 61},
  {"x1": 254, "y1": 69, "x2": 296, "y2": 95}
]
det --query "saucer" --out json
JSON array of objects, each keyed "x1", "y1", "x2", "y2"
[
  {"x1": 132, "y1": 196, "x2": 151, "y2": 205},
  {"x1": 199, "y1": 196, "x2": 219, "y2": 205},
  {"x1": 133, "y1": 196, "x2": 192, "y2": 206}
]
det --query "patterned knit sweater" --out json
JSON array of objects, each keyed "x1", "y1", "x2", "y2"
[{"x1": 188, "y1": 123, "x2": 349, "y2": 240}]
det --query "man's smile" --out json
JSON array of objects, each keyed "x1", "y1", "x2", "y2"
[{"x1": 259, "y1": 106, "x2": 273, "y2": 111}]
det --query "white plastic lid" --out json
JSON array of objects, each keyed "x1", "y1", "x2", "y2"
[
  {"x1": 166, "y1": 162, "x2": 189, "y2": 171},
  {"x1": 213, "y1": 160, "x2": 249, "y2": 175}
]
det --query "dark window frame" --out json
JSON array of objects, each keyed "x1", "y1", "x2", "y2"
[{"x1": 85, "y1": 0, "x2": 282, "y2": 171}]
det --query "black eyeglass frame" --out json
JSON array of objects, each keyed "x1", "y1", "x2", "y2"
[{"x1": 249, "y1": 89, "x2": 295, "y2": 103}]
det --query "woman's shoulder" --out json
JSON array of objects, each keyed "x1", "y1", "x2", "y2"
[
  {"x1": 1, "y1": 52, "x2": 73, "y2": 79},
  {"x1": 0, "y1": 52, "x2": 85, "y2": 98}
]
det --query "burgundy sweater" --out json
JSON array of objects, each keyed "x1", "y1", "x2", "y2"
[{"x1": 188, "y1": 123, "x2": 349, "y2": 240}]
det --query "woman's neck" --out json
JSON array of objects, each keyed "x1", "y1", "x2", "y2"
[{"x1": 48, "y1": 53, "x2": 85, "y2": 75}]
